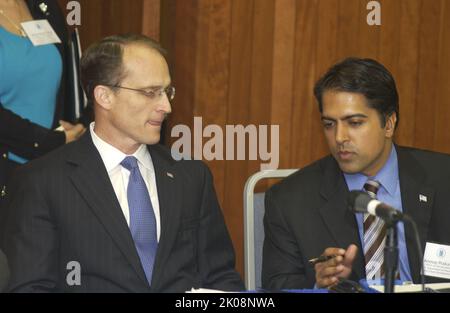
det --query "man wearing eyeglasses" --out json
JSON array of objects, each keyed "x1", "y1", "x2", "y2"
[{"x1": 2, "y1": 34, "x2": 244, "y2": 292}]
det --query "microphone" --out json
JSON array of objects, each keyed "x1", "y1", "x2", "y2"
[
  {"x1": 348, "y1": 191, "x2": 427, "y2": 292},
  {"x1": 348, "y1": 190, "x2": 403, "y2": 223},
  {"x1": 0, "y1": 249, "x2": 10, "y2": 292}
]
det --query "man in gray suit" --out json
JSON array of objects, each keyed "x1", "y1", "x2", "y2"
[
  {"x1": 3, "y1": 34, "x2": 243, "y2": 292},
  {"x1": 262, "y1": 58, "x2": 450, "y2": 290}
]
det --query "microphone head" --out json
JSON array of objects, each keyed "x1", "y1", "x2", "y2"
[
  {"x1": 347, "y1": 190, "x2": 372, "y2": 213},
  {"x1": 0, "y1": 250, "x2": 10, "y2": 292}
]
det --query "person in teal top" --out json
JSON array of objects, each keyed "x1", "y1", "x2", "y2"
[
  {"x1": 0, "y1": 0, "x2": 86, "y2": 191},
  {"x1": 0, "y1": 26, "x2": 62, "y2": 164},
  {"x1": 0, "y1": 1, "x2": 87, "y2": 251}
]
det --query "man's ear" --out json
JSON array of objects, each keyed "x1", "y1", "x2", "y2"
[
  {"x1": 385, "y1": 112, "x2": 397, "y2": 138},
  {"x1": 94, "y1": 85, "x2": 114, "y2": 110}
]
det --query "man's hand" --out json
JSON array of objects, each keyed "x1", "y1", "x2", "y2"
[
  {"x1": 314, "y1": 244, "x2": 358, "y2": 288},
  {"x1": 59, "y1": 120, "x2": 86, "y2": 143}
]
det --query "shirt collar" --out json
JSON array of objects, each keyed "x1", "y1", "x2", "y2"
[
  {"x1": 89, "y1": 122, "x2": 154, "y2": 173},
  {"x1": 343, "y1": 144, "x2": 398, "y2": 196}
]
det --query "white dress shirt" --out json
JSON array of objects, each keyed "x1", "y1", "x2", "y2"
[{"x1": 89, "y1": 123, "x2": 161, "y2": 241}]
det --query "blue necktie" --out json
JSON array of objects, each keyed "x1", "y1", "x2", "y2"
[{"x1": 121, "y1": 156, "x2": 158, "y2": 285}]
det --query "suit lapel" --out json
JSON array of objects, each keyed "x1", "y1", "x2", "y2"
[
  {"x1": 318, "y1": 157, "x2": 365, "y2": 279},
  {"x1": 66, "y1": 133, "x2": 148, "y2": 285},
  {"x1": 397, "y1": 146, "x2": 434, "y2": 282},
  {"x1": 147, "y1": 145, "x2": 182, "y2": 290}
]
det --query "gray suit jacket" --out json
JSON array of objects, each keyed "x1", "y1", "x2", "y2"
[
  {"x1": 262, "y1": 145, "x2": 450, "y2": 289},
  {"x1": 2, "y1": 133, "x2": 243, "y2": 292}
]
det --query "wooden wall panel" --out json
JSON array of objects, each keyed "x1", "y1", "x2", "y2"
[
  {"x1": 378, "y1": 0, "x2": 400, "y2": 79},
  {"x1": 271, "y1": 0, "x2": 296, "y2": 169},
  {"x1": 434, "y1": 1, "x2": 450, "y2": 152},
  {"x1": 57, "y1": 0, "x2": 159, "y2": 49},
  {"x1": 142, "y1": 0, "x2": 160, "y2": 41},
  {"x1": 336, "y1": 0, "x2": 361, "y2": 59},
  {"x1": 290, "y1": 0, "x2": 319, "y2": 168},
  {"x1": 311, "y1": 0, "x2": 337, "y2": 162},
  {"x1": 193, "y1": 0, "x2": 232, "y2": 256},
  {"x1": 359, "y1": 2, "x2": 380, "y2": 58},
  {"x1": 414, "y1": 0, "x2": 442, "y2": 150},
  {"x1": 247, "y1": 0, "x2": 275, "y2": 178},
  {"x1": 222, "y1": 0, "x2": 255, "y2": 274},
  {"x1": 393, "y1": 0, "x2": 419, "y2": 146},
  {"x1": 165, "y1": 0, "x2": 198, "y2": 132}
]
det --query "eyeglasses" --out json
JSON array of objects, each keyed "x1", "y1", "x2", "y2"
[{"x1": 106, "y1": 84, "x2": 175, "y2": 101}]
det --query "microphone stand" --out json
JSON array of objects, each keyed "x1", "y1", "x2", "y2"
[{"x1": 384, "y1": 221, "x2": 399, "y2": 293}]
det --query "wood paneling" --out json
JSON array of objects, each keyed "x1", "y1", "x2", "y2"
[
  {"x1": 291, "y1": 0, "x2": 318, "y2": 166},
  {"x1": 271, "y1": 0, "x2": 296, "y2": 169},
  {"x1": 162, "y1": 0, "x2": 450, "y2": 277},
  {"x1": 57, "y1": 0, "x2": 160, "y2": 49},
  {"x1": 142, "y1": 0, "x2": 160, "y2": 41},
  {"x1": 393, "y1": 0, "x2": 418, "y2": 145},
  {"x1": 415, "y1": 0, "x2": 442, "y2": 150},
  {"x1": 434, "y1": 0, "x2": 450, "y2": 152}
]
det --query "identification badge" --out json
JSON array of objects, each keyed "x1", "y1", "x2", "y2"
[
  {"x1": 20, "y1": 20, "x2": 61, "y2": 46},
  {"x1": 423, "y1": 242, "x2": 450, "y2": 279}
]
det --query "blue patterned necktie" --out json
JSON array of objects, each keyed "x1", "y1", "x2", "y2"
[{"x1": 121, "y1": 156, "x2": 158, "y2": 285}]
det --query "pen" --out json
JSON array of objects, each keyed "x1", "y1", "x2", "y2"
[{"x1": 308, "y1": 254, "x2": 337, "y2": 265}]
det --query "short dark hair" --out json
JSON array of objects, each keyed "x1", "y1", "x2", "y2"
[
  {"x1": 80, "y1": 34, "x2": 167, "y2": 104},
  {"x1": 313, "y1": 57, "x2": 399, "y2": 128}
]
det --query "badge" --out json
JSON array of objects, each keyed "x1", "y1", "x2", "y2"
[
  {"x1": 20, "y1": 19, "x2": 61, "y2": 46},
  {"x1": 423, "y1": 242, "x2": 450, "y2": 279}
]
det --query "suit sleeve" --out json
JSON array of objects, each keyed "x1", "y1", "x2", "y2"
[
  {"x1": 196, "y1": 164, "x2": 245, "y2": 291},
  {"x1": 0, "y1": 104, "x2": 65, "y2": 160},
  {"x1": 2, "y1": 167, "x2": 58, "y2": 292},
  {"x1": 262, "y1": 188, "x2": 311, "y2": 290}
]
